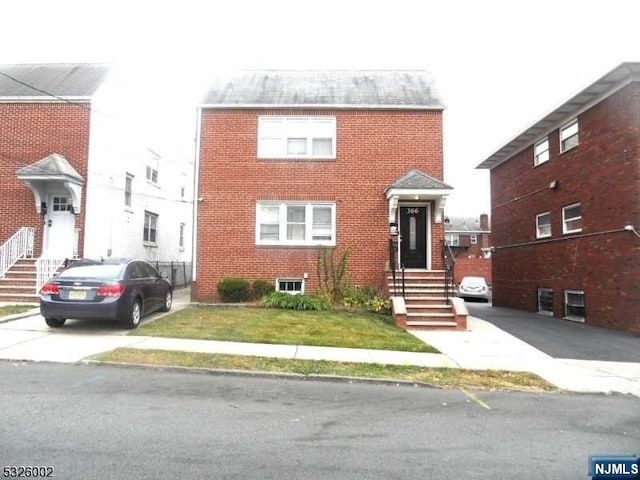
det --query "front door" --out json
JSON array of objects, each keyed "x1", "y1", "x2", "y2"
[
  {"x1": 44, "y1": 195, "x2": 76, "y2": 257},
  {"x1": 399, "y1": 205, "x2": 428, "y2": 269}
]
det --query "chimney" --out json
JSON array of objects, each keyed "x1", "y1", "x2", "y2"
[{"x1": 480, "y1": 213, "x2": 489, "y2": 231}]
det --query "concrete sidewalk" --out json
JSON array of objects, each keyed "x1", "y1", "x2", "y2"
[{"x1": 1, "y1": 289, "x2": 639, "y2": 397}]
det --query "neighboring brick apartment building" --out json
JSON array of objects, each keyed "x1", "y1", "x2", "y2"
[
  {"x1": 478, "y1": 62, "x2": 640, "y2": 335},
  {"x1": 193, "y1": 70, "x2": 453, "y2": 302}
]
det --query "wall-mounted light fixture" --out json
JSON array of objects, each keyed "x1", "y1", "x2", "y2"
[{"x1": 549, "y1": 180, "x2": 559, "y2": 190}]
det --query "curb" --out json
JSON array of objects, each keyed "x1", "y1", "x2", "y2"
[{"x1": 82, "y1": 359, "x2": 443, "y2": 389}]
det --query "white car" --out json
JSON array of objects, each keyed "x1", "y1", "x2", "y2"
[{"x1": 458, "y1": 276, "x2": 490, "y2": 302}]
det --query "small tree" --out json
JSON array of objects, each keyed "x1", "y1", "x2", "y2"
[{"x1": 316, "y1": 246, "x2": 351, "y2": 303}]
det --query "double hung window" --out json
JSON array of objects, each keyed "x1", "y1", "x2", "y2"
[
  {"x1": 256, "y1": 202, "x2": 335, "y2": 246},
  {"x1": 562, "y1": 203, "x2": 582, "y2": 234},
  {"x1": 534, "y1": 137, "x2": 550, "y2": 166},
  {"x1": 536, "y1": 212, "x2": 552, "y2": 238},
  {"x1": 143, "y1": 211, "x2": 158, "y2": 244},
  {"x1": 258, "y1": 116, "x2": 336, "y2": 159},
  {"x1": 560, "y1": 119, "x2": 579, "y2": 153}
]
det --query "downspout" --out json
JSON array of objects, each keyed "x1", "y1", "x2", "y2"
[{"x1": 191, "y1": 106, "x2": 202, "y2": 283}]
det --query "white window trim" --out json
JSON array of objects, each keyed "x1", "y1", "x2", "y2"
[
  {"x1": 143, "y1": 211, "x2": 158, "y2": 246},
  {"x1": 146, "y1": 165, "x2": 159, "y2": 185},
  {"x1": 562, "y1": 203, "x2": 582, "y2": 234},
  {"x1": 124, "y1": 173, "x2": 134, "y2": 209},
  {"x1": 258, "y1": 116, "x2": 337, "y2": 160},
  {"x1": 536, "y1": 211, "x2": 552, "y2": 239},
  {"x1": 445, "y1": 233, "x2": 459, "y2": 247},
  {"x1": 559, "y1": 118, "x2": 579, "y2": 153},
  {"x1": 256, "y1": 202, "x2": 336, "y2": 246},
  {"x1": 276, "y1": 278, "x2": 305, "y2": 295},
  {"x1": 563, "y1": 289, "x2": 585, "y2": 322},
  {"x1": 470, "y1": 234, "x2": 478, "y2": 245},
  {"x1": 533, "y1": 137, "x2": 550, "y2": 166},
  {"x1": 537, "y1": 288, "x2": 553, "y2": 316}
]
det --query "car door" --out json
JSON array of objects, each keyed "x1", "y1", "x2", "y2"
[{"x1": 140, "y1": 262, "x2": 164, "y2": 313}]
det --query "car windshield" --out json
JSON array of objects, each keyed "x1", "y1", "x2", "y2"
[
  {"x1": 462, "y1": 277, "x2": 486, "y2": 286},
  {"x1": 58, "y1": 264, "x2": 125, "y2": 280}
]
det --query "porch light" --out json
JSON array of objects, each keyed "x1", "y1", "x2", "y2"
[{"x1": 413, "y1": 195, "x2": 420, "y2": 200}]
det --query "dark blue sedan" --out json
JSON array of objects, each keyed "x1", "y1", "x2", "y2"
[{"x1": 40, "y1": 259, "x2": 173, "y2": 329}]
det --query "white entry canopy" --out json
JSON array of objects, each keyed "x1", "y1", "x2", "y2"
[
  {"x1": 17, "y1": 153, "x2": 84, "y2": 214},
  {"x1": 385, "y1": 168, "x2": 452, "y2": 223}
]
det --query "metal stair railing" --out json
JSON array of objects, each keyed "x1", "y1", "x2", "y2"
[{"x1": 0, "y1": 227, "x2": 35, "y2": 279}]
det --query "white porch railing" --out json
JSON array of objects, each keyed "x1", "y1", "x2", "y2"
[
  {"x1": 0, "y1": 227, "x2": 35, "y2": 279},
  {"x1": 36, "y1": 257, "x2": 66, "y2": 294}
]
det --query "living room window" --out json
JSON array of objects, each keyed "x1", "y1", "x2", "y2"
[
  {"x1": 537, "y1": 288, "x2": 553, "y2": 316},
  {"x1": 562, "y1": 203, "x2": 582, "y2": 234},
  {"x1": 143, "y1": 211, "x2": 158, "y2": 245},
  {"x1": 258, "y1": 116, "x2": 336, "y2": 159},
  {"x1": 534, "y1": 137, "x2": 550, "y2": 166},
  {"x1": 536, "y1": 212, "x2": 552, "y2": 238},
  {"x1": 256, "y1": 202, "x2": 336, "y2": 246},
  {"x1": 560, "y1": 119, "x2": 579, "y2": 153},
  {"x1": 564, "y1": 290, "x2": 585, "y2": 322}
]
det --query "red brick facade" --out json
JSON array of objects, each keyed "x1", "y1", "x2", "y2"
[
  {"x1": 0, "y1": 102, "x2": 92, "y2": 256},
  {"x1": 488, "y1": 82, "x2": 640, "y2": 334},
  {"x1": 193, "y1": 109, "x2": 446, "y2": 302}
]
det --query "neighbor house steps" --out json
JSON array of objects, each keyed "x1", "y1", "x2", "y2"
[
  {"x1": 0, "y1": 259, "x2": 39, "y2": 304},
  {"x1": 387, "y1": 270, "x2": 464, "y2": 330}
]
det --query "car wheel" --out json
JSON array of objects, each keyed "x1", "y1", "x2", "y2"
[
  {"x1": 160, "y1": 290, "x2": 172, "y2": 312},
  {"x1": 45, "y1": 317, "x2": 66, "y2": 328},
  {"x1": 126, "y1": 298, "x2": 142, "y2": 330}
]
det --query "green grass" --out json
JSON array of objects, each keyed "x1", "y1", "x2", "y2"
[
  {"x1": 136, "y1": 306, "x2": 437, "y2": 353},
  {"x1": 0, "y1": 304, "x2": 37, "y2": 317},
  {"x1": 96, "y1": 348, "x2": 557, "y2": 392}
]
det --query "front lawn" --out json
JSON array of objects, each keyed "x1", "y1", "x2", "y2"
[
  {"x1": 0, "y1": 304, "x2": 37, "y2": 317},
  {"x1": 136, "y1": 306, "x2": 437, "y2": 353}
]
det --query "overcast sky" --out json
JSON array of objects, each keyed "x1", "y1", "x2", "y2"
[{"x1": 2, "y1": 0, "x2": 638, "y2": 216}]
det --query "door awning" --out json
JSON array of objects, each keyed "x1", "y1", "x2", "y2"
[
  {"x1": 17, "y1": 153, "x2": 84, "y2": 214},
  {"x1": 385, "y1": 168, "x2": 452, "y2": 223}
]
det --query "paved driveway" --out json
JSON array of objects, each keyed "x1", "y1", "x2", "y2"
[{"x1": 466, "y1": 302, "x2": 640, "y2": 363}]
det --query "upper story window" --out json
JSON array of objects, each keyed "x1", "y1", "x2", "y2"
[
  {"x1": 470, "y1": 234, "x2": 478, "y2": 245},
  {"x1": 124, "y1": 173, "x2": 133, "y2": 208},
  {"x1": 445, "y1": 233, "x2": 459, "y2": 247},
  {"x1": 143, "y1": 211, "x2": 158, "y2": 245},
  {"x1": 560, "y1": 119, "x2": 579, "y2": 153},
  {"x1": 258, "y1": 116, "x2": 336, "y2": 159},
  {"x1": 256, "y1": 202, "x2": 336, "y2": 246},
  {"x1": 536, "y1": 212, "x2": 552, "y2": 238},
  {"x1": 534, "y1": 137, "x2": 549, "y2": 166},
  {"x1": 146, "y1": 165, "x2": 158, "y2": 184},
  {"x1": 179, "y1": 223, "x2": 185, "y2": 250},
  {"x1": 562, "y1": 203, "x2": 582, "y2": 234}
]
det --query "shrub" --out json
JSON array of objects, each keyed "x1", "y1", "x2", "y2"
[
  {"x1": 343, "y1": 285, "x2": 391, "y2": 314},
  {"x1": 262, "y1": 292, "x2": 330, "y2": 311},
  {"x1": 316, "y1": 246, "x2": 351, "y2": 302},
  {"x1": 252, "y1": 279, "x2": 275, "y2": 299},
  {"x1": 216, "y1": 278, "x2": 251, "y2": 303}
]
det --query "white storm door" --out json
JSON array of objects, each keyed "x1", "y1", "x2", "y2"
[{"x1": 45, "y1": 195, "x2": 76, "y2": 257}]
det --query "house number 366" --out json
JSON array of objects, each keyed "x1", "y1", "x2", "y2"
[{"x1": 406, "y1": 208, "x2": 420, "y2": 215}]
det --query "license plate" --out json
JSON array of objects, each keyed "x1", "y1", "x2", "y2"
[{"x1": 69, "y1": 290, "x2": 86, "y2": 300}]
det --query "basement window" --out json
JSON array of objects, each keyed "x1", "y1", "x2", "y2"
[
  {"x1": 564, "y1": 290, "x2": 585, "y2": 322},
  {"x1": 537, "y1": 288, "x2": 553, "y2": 316},
  {"x1": 276, "y1": 278, "x2": 304, "y2": 294}
]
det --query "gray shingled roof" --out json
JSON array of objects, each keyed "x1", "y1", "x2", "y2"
[
  {"x1": 386, "y1": 168, "x2": 453, "y2": 191},
  {"x1": 445, "y1": 216, "x2": 490, "y2": 233},
  {"x1": 17, "y1": 153, "x2": 83, "y2": 181},
  {"x1": 0, "y1": 63, "x2": 110, "y2": 98},
  {"x1": 477, "y1": 62, "x2": 640, "y2": 170},
  {"x1": 201, "y1": 70, "x2": 444, "y2": 109}
]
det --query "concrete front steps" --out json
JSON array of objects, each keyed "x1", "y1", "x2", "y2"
[
  {"x1": 0, "y1": 259, "x2": 40, "y2": 304},
  {"x1": 387, "y1": 270, "x2": 467, "y2": 330}
]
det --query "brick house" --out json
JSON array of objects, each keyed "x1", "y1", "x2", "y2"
[
  {"x1": 0, "y1": 63, "x2": 193, "y2": 302},
  {"x1": 477, "y1": 62, "x2": 640, "y2": 335},
  {"x1": 193, "y1": 70, "x2": 466, "y2": 328},
  {"x1": 444, "y1": 214, "x2": 492, "y2": 284}
]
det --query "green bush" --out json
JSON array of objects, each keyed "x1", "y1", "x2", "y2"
[
  {"x1": 343, "y1": 286, "x2": 391, "y2": 314},
  {"x1": 262, "y1": 292, "x2": 330, "y2": 311},
  {"x1": 216, "y1": 278, "x2": 251, "y2": 303},
  {"x1": 252, "y1": 279, "x2": 275, "y2": 299}
]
